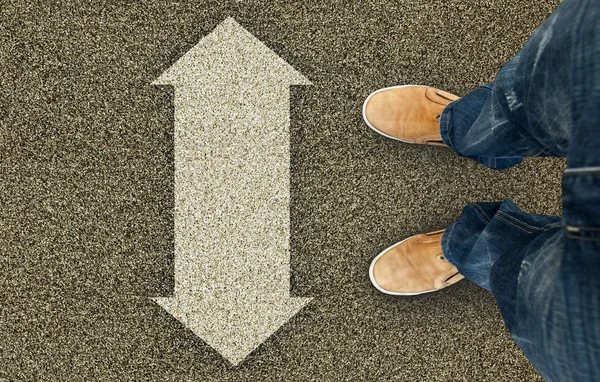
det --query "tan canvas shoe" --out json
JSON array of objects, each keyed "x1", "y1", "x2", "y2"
[
  {"x1": 369, "y1": 229, "x2": 464, "y2": 295},
  {"x1": 362, "y1": 85, "x2": 459, "y2": 146}
]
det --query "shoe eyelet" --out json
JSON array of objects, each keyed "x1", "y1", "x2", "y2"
[{"x1": 435, "y1": 114, "x2": 441, "y2": 119}]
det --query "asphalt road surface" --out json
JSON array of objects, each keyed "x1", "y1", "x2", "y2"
[{"x1": 1, "y1": 0, "x2": 564, "y2": 380}]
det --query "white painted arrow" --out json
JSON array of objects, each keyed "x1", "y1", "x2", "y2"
[{"x1": 151, "y1": 17, "x2": 312, "y2": 366}]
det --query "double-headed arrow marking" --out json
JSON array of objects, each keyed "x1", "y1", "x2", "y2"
[{"x1": 152, "y1": 17, "x2": 313, "y2": 366}]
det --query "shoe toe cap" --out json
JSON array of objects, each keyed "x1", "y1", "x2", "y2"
[
  {"x1": 371, "y1": 248, "x2": 409, "y2": 293},
  {"x1": 364, "y1": 90, "x2": 401, "y2": 138}
]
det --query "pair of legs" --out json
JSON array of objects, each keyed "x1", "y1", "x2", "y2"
[{"x1": 363, "y1": 0, "x2": 600, "y2": 381}]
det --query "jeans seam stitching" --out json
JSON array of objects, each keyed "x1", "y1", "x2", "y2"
[
  {"x1": 564, "y1": 166, "x2": 600, "y2": 176},
  {"x1": 496, "y1": 212, "x2": 536, "y2": 233},
  {"x1": 473, "y1": 205, "x2": 492, "y2": 222},
  {"x1": 564, "y1": 171, "x2": 600, "y2": 176},
  {"x1": 541, "y1": 223, "x2": 564, "y2": 231},
  {"x1": 566, "y1": 234, "x2": 600, "y2": 242},
  {"x1": 445, "y1": 223, "x2": 456, "y2": 266},
  {"x1": 566, "y1": 226, "x2": 600, "y2": 231},
  {"x1": 524, "y1": 147, "x2": 544, "y2": 157},
  {"x1": 444, "y1": 107, "x2": 455, "y2": 149},
  {"x1": 496, "y1": 210, "x2": 540, "y2": 230}
]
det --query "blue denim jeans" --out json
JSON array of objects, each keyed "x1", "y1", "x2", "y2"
[{"x1": 438, "y1": 0, "x2": 600, "y2": 381}]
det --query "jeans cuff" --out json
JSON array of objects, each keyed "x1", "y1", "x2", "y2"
[
  {"x1": 441, "y1": 220, "x2": 458, "y2": 267},
  {"x1": 438, "y1": 96, "x2": 523, "y2": 171},
  {"x1": 439, "y1": 99, "x2": 458, "y2": 150}
]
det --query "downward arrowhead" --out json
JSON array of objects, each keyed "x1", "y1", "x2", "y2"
[{"x1": 153, "y1": 292, "x2": 312, "y2": 366}]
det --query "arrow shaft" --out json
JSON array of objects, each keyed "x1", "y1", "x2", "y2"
[{"x1": 173, "y1": 85, "x2": 292, "y2": 295}]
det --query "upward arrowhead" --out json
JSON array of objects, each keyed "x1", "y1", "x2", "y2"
[
  {"x1": 153, "y1": 292, "x2": 312, "y2": 366},
  {"x1": 153, "y1": 17, "x2": 311, "y2": 87}
]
